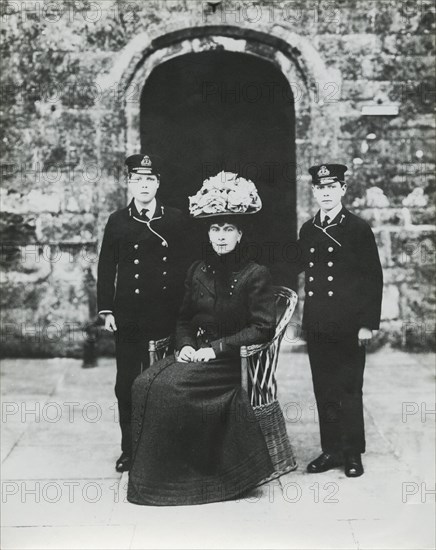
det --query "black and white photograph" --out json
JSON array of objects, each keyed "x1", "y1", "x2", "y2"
[{"x1": 0, "y1": 1, "x2": 435, "y2": 549}]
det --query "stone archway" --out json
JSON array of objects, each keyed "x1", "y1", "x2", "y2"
[
  {"x1": 98, "y1": 26, "x2": 341, "y2": 216},
  {"x1": 97, "y1": 26, "x2": 341, "y2": 282}
]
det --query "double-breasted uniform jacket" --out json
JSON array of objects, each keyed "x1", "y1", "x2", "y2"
[
  {"x1": 97, "y1": 199, "x2": 188, "y2": 336},
  {"x1": 175, "y1": 256, "x2": 276, "y2": 358},
  {"x1": 296, "y1": 206, "x2": 383, "y2": 335}
]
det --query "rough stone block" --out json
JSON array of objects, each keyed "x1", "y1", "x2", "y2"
[
  {"x1": 0, "y1": 212, "x2": 37, "y2": 243},
  {"x1": 378, "y1": 55, "x2": 435, "y2": 83},
  {"x1": 390, "y1": 229, "x2": 436, "y2": 267},
  {"x1": 35, "y1": 213, "x2": 98, "y2": 243},
  {"x1": 398, "y1": 277, "x2": 435, "y2": 350},
  {"x1": 341, "y1": 80, "x2": 400, "y2": 103},
  {"x1": 0, "y1": 280, "x2": 47, "y2": 311},
  {"x1": 0, "y1": 244, "x2": 52, "y2": 282},
  {"x1": 381, "y1": 284, "x2": 400, "y2": 320},
  {"x1": 355, "y1": 208, "x2": 402, "y2": 226},
  {"x1": 383, "y1": 33, "x2": 435, "y2": 56},
  {"x1": 2, "y1": 188, "x2": 62, "y2": 214},
  {"x1": 373, "y1": 229, "x2": 393, "y2": 268},
  {"x1": 270, "y1": 3, "x2": 323, "y2": 35}
]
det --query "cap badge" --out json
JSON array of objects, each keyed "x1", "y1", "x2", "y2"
[
  {"x1": 318, "y1": 165, "x2": 330, "y2": 177},
  {"x1": 141, "y1": 155, "x2": 152, "y2": 167}
]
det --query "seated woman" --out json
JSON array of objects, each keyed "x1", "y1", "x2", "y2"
[{"x1": 127, "y1": 173, "x2": 277, "y2": 506}]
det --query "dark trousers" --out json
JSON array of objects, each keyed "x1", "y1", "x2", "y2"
[
  {"x1": 307, "y1": 331, "x2": 366, "y2": 455},
  {"x1": 114, "y1": 322, "x2": 151, "y2": 455}
]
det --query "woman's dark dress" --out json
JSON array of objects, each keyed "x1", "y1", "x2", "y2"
[{"x1": 127, "y1": 251, "x2": 276, "y2": 506}]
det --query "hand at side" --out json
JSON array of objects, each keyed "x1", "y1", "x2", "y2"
[
  {"x1": 101, "y1": 313, "x2": 117, "y2": 332},
  {"x1": 358, "y1": 327, "x2": 373, "y2": 346}
]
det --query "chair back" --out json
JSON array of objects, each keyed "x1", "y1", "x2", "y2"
[{"x1": 240, "y1": 286, "x2": 298, "y2": 407}]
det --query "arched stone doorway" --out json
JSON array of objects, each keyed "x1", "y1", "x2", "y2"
[
  {"x1": 140, "y1": 50, "x2": 296, "y2": 284},
  {"x1": 98, "y1": 26, "x2": 341, "y2": 286}
]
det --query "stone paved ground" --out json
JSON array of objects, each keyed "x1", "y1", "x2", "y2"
[{"x1": 1, "y1": 344, "x2": 435, "y2": 550}]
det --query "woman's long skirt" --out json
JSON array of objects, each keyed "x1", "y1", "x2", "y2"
[{"x1": 127, "y1": 355, "x2": 274, "y2": 506}]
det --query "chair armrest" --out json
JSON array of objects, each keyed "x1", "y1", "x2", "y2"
[
  {"x1": 148, "y1": 335, "x2": 172, "y2": 366},
  {"x1": 240, "y1": 331, "x2": 286, "y2": 358},
  {"x1": 240, "y1": 342, "x2": 269, "y2": 357}
]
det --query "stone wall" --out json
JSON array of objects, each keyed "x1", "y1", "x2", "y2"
[{"x1": 1, "y1": 0, "x2": 434, "y2": 356}]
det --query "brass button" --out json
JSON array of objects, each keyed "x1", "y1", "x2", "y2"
[
  {"x1": 162, "y1": 242, "x2": 167, "y2": 247},
  {"x1": 328, "y1": 246, "x2": 334, "y2": 252},
  {"x1": 200, "y1": 292, "x2": 204, "y2": 297},
  {"x1": 328, "y1": 276, "x2": 333, "y2": 281},
  {"x1": 328, "y1": 261, "x2": 333, "y2": 267},
  {"x1": 309, "y1": 262, "x2": 314, "y2": 268},
  {"x1": 162, "y1": 286, "x2": 167, "y2": 290},
  {"x1": 234, "y1": 279, "x2": 237, "y2": 282},
  {"x1": 328, "y1": 291, "x2": 334, "y2": 296},
  {"x1": 229, "y1": 292, "x2": 233, "y2": 296},
  {"x1": 135, "y1": 274, "x2": 139, "y2": 279},
  {"x1": 162, "y1": 257, "x2": 167, "y2": 262},
  {"x1": 310, "y1": 248, "x2": 315, "y2": 253},
  {"x1": 134, "y1": 244, "x2": 139, "y2": 249},
  {"x1": 134, "y1": 259, "x2": 139, "y2": 265},
  {"x1": 230, "y1": 285, "x2": 234, "y2": 288},
  {"x1": 163, "y1": 271, "x2": 167, "y2": 276},
  {"x1": 308, "y1": 291, "x2": 314, "y2": 296},
  {"x1": 135, "y1": 289, "x2": 140, "y2": 294},
  {"x1": 309, "y1": 276, "x2": 314, "y2": 282}
]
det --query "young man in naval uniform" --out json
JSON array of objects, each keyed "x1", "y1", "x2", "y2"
[
  {"x1": 97, "y1": 154, "x2": 187, "y2": 473},
  {"x1": 296, "y1": 164, "x2": 383, "y2": 477}
]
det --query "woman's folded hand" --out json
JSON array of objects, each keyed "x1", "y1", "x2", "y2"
[
  {"x1": 192, "y1": 348, "x2": 216, "y2": 362},
  {"x1": 177, "y1": 345, "x2": 196, "y2": 362}
]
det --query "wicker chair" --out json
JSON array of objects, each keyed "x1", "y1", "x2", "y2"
[
  {"x1": 240, "y1": 286, "x2": 298, "y2": 481},
  {"x1": 148, "y1": 285, "x2": 298, "y2": 480}
]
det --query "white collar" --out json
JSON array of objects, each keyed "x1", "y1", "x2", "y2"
[
  {"x1": 320, "y1": 203, "x2": 342, "y2": 224},
  {"x1": 134, "y1": 198, "x2": 156, "y2": 218}
]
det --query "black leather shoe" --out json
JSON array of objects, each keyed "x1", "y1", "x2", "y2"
[
  {"x1": 307, "y1": 452, "x2": 343, "y2": 473},
  {"x1": 115, "y1": 452, "x2": 131, "y2": 473},
  {"x1": 344, "y1": 453, "x2": 364, "y2": 477}
]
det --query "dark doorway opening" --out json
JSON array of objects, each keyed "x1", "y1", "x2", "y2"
[{"x1": 140, "y1": 50, "x2": 296, "y2": 285}]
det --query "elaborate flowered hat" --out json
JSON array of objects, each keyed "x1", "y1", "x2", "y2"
[{"x1": 189, "y1": 171, "x2": 262, "y2": 218}]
